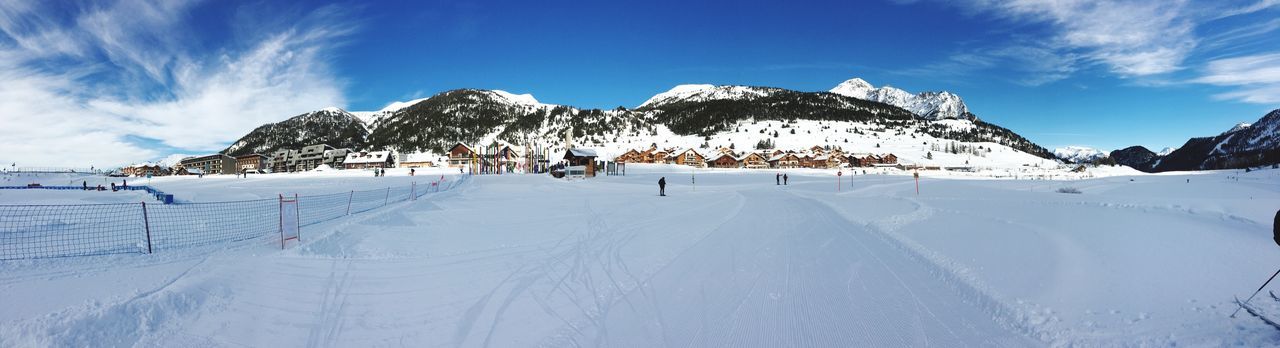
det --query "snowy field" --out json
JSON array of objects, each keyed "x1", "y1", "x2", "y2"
[{"x1": 1, "y1": 165, "x2": 1279, "y2": 346}]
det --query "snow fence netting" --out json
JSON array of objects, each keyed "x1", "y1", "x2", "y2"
[{"x1": 0, "y1": 175, "x2": 469, "y2": 260}]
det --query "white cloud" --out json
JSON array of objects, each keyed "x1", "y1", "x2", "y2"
[
  {"x1": 1194, "y1": 52, "x2": 1280, "y2": 103},
  {"x1": 963, "y1": 0, "x2": 1198, "y2": 76},
  {"x1": 0, "y1": 1, "x2": 349, "y2": 168}
]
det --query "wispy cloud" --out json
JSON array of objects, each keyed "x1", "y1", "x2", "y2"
[
  {"x1": 1193, "y1": 52, "x2": 1280, "y2": 103},
  {"x1": 0, "y1": 0, "x2": 350, "y2": 167},
  {"x1": 898, "y1": 40, "x2": 1082, "y2": 86}
]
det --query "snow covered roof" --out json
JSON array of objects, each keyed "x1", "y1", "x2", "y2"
[
  {"x1": 567, "y1": 148, "x2": 598, "y2": 157},
  {"x1": 668, "y1": 148, "x2": 702, "y2": 158},
  {"x1": 344, "y1": 151, "x2": 393, "y2": 164},
  {"x1": 767, "y1": 153, "x2": 794, "y2": 161},
  {"x1": 705, "y1": 153, "x2": 735, "y2": 162},
  {"x1": 400, "y1": 152, "x2": 438, "y2": 163}
]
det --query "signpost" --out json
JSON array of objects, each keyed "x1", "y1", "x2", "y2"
[
  {"x1": 279, "y1": 194, "x2": 300, "y2": 249},
  {"x1": 913, "y1": 171, "x2": 920, "y2": 195},
  {"x1": 837, "y1": 170, "x2": 842, "y2": 191}
]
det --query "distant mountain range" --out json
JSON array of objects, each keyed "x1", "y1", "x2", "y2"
[
  {"x1": 221, "y1": 77, "x2": 1056, "y2": 164},
  {"x1": 1110, "y1": 109, "x2": 1280, "y2": 172}
]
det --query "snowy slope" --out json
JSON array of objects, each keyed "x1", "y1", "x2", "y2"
[
  {"x1": 829, "y1": 78, "x2": 971, "y2": 120},
  {"x1": 638, "y1": 84, "x2": 780, "y2": 108},
  {"x1": 3, "y1": 168, "x2": 1279, "y2": 346}
]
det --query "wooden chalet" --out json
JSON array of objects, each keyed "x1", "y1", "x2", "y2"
[
  {"x1": 706, "y1": 153, "x2": 739, "y2": 168},
  {"x1": 562, "y1": 148, "x2": 599, "y2": 177},
  {"x1": 614, "y1": 149, "x2": 644, "y2": 163},
  {"x1": 738, "y1": 153, "x2": 769, "y2": 169},
  {"x1": 447, "y1": 143, "x2": 474, "y2": 168},
  {"x1": 768, "y1": 153, "x2": 800, "y2": 168},
  {"x1": 669, "y1": 148, "x2": 706, "y2": 167}
]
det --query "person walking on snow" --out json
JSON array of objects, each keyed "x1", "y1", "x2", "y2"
[
  {"x1": 783, "y1": 174, "x2": 788, "y2": 185},
  {"x1": 658, "y1": 176, "x2": 666, "y2": 196},
  {"x1": 776, "y1": 173, "x2": 780, "y2": 185}
]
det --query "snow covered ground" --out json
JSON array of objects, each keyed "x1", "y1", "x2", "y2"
[{"x1": 1, "y1": 165, "x2": 1278, "y2": 346}]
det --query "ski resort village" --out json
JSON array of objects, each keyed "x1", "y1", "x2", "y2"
[{"x1": 5, "y1": 1, "x2": 1280, "y2": 347}]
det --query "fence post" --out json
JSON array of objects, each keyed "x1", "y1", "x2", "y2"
[
  {"x1": 384, "y1": 187, "x2": 390, "y2": 206},
  {"x1": 141, "y1": 201, "x2": 153, "y2": 254},
  {"x1": 346, "y1": 190, "x2": 353, "y2": 215}
]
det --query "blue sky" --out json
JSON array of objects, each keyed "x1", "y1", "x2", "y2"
[{"x1": 1, "y1": 0, "x2": 1278, "y2": 166}]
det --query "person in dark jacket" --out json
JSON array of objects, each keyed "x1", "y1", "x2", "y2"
[
  {"x1": 783, "y1": 174, "x2": 788, "y2": 185},
  {"x1": 776, "y1": 173, "x2": 780, "y2": 185},
  {"x1": 658, "y1": 176, "x2": 666, "y2": 196},
  {"x1": 1273, "y1": 210, "x2": 1280, "y2": 248},
  {"x1": 82, "y1": 181, "x2": 87, "y2": 190}
]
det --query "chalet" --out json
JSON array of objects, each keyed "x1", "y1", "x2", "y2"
[
  {"x1": 235, "y1": 154, "x2": 268, "y2": 172},
  {"x1": 880, "y1": 153, "x2": 899, "y2": 165},
  {"x1": 809, "y1": 145, "x2": 826, "y2": 155},
  {"x1": 563, "y1": 148, "x2": 598, "y2": 177},
  {"x1": 738, "y1": 153, "x2": 769, "y2": 169},
  {"x1": 123, "y1": 163, "x2": 166, "y2": 177},
  {"x1": 848, "y1": 153, "x2": 880, "y2": 167},
  {"x1": 398, "y1": 152, "x2": 438, "y2": 168},
  {"x1": 448, "y1": 143, "x2": 475, "y2": 168},
  {"x1": 797, "y1": 153, "x2": 819, "y2": 168},
  {"x1": 716, "y1": 147, "x2": 736, "y2": 155},
  {"x1": 814, "y1": 154, "x2": 847, "y2": 169},
  {"x1": 651, "y1": 150, "x2": 670, "y2": 164},
  {"x1": 614, "y1": 149, "x2": 643, "y2": 163},
  {"x1": 706, "y1": 153, "x2": 739, "y2": 168},
  {"x1": 768, "y1": 153, "x2": 801, "y2": 168},
  {"x1": 668, "y1": 148, "x2": 706, "y2": 167},
  {"x1": 179, "y1": 154, "x2": 235, "y2": 175},
  {"x1": 343, "y1": 151, "x2": 396, "y2": 169}
]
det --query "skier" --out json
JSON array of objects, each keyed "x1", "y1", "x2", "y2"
[
  {"x1": 776, "y1": 173, "x2": 780, "y2": 185},
  {"x1": 82, "y1": 181, "x2": 87, "y2": 190},
  {"x1": 1273, "y1": 210, "x2": 1280, "y2": 248},
  {"x1": 110, "y1": 182, "x2": 116, "y2": 192},
  {"x1": 122, "y1": 179, "x2": 127, "y2": 188},
  {"x1": 783, "y1": 174, "x2": 789, "y2": 185},
  {"x1": 658, "y1": 176, "x2": 666, "y2": 196}
]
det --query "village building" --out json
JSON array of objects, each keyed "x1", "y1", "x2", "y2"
[
  {"x1": 234, "y1": 154, "x2": 268, "y2": 173},
  {"x1": 614, "y1": 149, "x2": 643, "y2": 163},
  {"x1": 738, "y1": 152, "x2": 769, "y2": 169},
  {"x1": 269, "y1": 149, "x2": 297, "y2": 173},
  {"x1": 294, "y1": 144, "x2": 335, "y2": 171},
  {"x1": 448, "y1": 143, "x2": 475, "y2": 168},
  {"x1": 179, "y1": 154, "x2": 235, "y2": 175},
  {"x1": 880, "y1": 153, "x2": 899, "y2": 165},
  {"x1": 123, "y1": 163, "x2": 167, "y2": 177},
  {"x1": 398, "y1": 152, "x2": 438, "y2": 168},
  {"x1": 651, "y1": 150, "x2": 670, "y2": 164},
  {"x1": 323, "y1": 148, "x2": 352, "y2": 169},
  {"x1": 562, "y1": 148, "x2": 598, "y2": 177},
  {"x1": 668, "y1": 148, "x2": 706, "y2": 167},
  {"x1": 343, "y1": 151, "x2": 396, "y2": 169},
  {"x1": 706, "y1": 153, "x2": 739, "y2": 168},
  {"x1": 768, "y1": 153, "x2": 801, "y2": 168}
]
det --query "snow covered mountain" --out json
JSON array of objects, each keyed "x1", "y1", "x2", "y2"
[
  {"x1": 1222, "y1": 122, "x2": 1252, "y2": 135},
  {"x1": 223, "y1": 82, "x2": 1060, "y2": 167},
  {"x1": 829, "y1": 78, "x2": 972, "y2": 121},
  {"x1": 223, "y1": 108, "x2": 369, "y2": 156},
  {"x1": 1054, "y1": 146, "x2": 1107, "y2": 163},
  {"x1": 638, "y1": 85, "x2": 782, "y2": 109},
  {"x1": 1110, "y1": 109, "x2": 1280, "y2": 172},
  {"x1": 1153, "y1": 109, "x2": 1280, "y2": 171}
]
